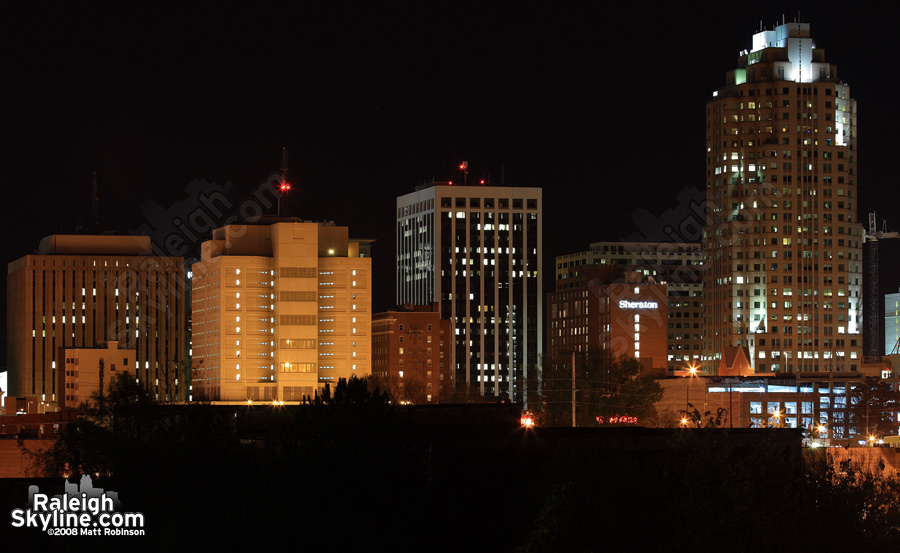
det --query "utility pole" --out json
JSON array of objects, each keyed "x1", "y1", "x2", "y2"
[{"x1": 571, "y1": 351, "x2": 576, "y2": 428}]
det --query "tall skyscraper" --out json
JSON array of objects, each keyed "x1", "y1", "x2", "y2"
[
  {"x1": 396, "y1": 181, "x2": 541, "y2": 403},
  {"x1": 703, "y1": 20, "x2": 862, "y2": 373},
  {"x1": 191, "y1": 218, "x2": 370, "y2": 402},
  {"x1": 7, "y1": 235, "x2": 186, "y2": 411}
]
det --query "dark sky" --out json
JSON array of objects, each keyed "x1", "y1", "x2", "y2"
[{"x1": 4, "y1": 3, "x2": 900, "y2": 367}]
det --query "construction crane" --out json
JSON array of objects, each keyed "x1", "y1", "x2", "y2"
[{"x1": 864, "y1": 211, "x2": 900, "y2": 356}]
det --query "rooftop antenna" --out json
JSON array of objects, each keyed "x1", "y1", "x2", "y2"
[
  {"x1": 91, "y1": 171, "x2": 99, "y2": 233},
  {"x1": 278, "y1": 147, "x2": 291, "y2": 216}
]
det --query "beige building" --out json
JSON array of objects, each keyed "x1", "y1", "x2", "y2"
[
  {"x1": 57, "y1": 341, "x2": 135, "y2": 409},
  {"x1": 703, "y1": 21, "x2": 862, "y2": 374},
  {"x1": 191, "y1": 218, "x2": 371, "y2": 402},
  {"x1": 7, "y1": 235, "x2": 186, "y2": 412}
]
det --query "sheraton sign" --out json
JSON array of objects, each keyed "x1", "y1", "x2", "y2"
[{"x1": 618, "y1": 300, "x2": 659, "y2": 310}]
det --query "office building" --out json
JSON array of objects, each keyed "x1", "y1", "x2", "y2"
[
  {"x1": 547, "y1": 266, "x2": 668, "y2": 377},
  {"x1": 887, "y1": 289, "x2": 900, "y2": 355},
  {"x1": 556, "y1": 241, "x2": 702, "y2": 372},
  {"x1": 656, "y1": 371, "x2": 900, "y2": 446},
  {"x1": 396, "y1": 181, "x2": 541, "y2": 404},
  {"x1": 57, "y1": 341, "x2": 135, "y2": 410},
  {"x1": 191, "y1": 218, "x2": 370, "y2": 402},
  {"x1": 371, "y1": 303, "x2": 452, "y2": 403},
  {"x1": 6, "y1": 235, "x2": 186, "y2": 412},
  {"x1": 703, "y1": 20, "x2": 861, "y2": 373}
]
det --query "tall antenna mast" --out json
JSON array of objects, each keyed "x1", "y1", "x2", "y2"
[{"x1": 278, "y1": 147, "x2": 291, "y2": 216}]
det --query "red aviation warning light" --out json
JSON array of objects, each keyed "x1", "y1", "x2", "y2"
[
  {"x1": 459, "y1": 161, "x2": 468, "y2": 170},
  {"x1": 479, "y1": 179, "x2": 485, "y2": 185},
  {"x1": 278, "y1": 147, "x2": 291, "y2": 216}
]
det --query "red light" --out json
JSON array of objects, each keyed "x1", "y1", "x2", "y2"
[
  {"x1": 448, "y1": 181, "x2": 453, "y2": 185},
  {"x1": 280, "y1": 182, "x2": 291, "y2": 191},
  {"x1": 480, "y1": 179, "x2": 485, "y2": 185}
]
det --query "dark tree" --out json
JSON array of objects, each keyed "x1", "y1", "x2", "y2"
[
  {"x1": 538, "y1": 352, "x2": 663, "y2": 426},
  {"x1": 849, "y1": 376, "x2": 900, "y2": 439}
]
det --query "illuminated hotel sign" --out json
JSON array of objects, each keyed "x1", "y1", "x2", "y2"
[{"x1": 618, "y1": 300, "x2": 659, "y2": 309}]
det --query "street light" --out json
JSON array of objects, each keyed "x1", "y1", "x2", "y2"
[
  {"x1": 685, "y1": 363, "x2": 698, "y2": 427},
  {"x1": 771, "y1": 409, "x2": 782, "y2": 428}
]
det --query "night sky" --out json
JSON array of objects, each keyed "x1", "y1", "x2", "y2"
[{"x1": 4, "y1": 4, "x2": 900, "y2": 369}]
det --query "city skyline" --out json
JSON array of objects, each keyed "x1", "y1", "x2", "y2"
[{"x1": 4, "y1": 7, "x2": 900, "y2": 371}]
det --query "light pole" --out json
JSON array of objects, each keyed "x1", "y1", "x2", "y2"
[
  {"x1": 685, "y1": 364, "x2": 698, "y2": 427},
  {"x1": 771, "y1": 409, "x2": 782, "y2": 428}
]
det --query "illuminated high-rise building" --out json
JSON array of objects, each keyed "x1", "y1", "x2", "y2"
[
  {"x1": 7, "y1": 235, "x2": 186, "y2": 412},
  {"x1": 396, "y1": 181, "x2": 541, "y2": 404},
  {"x1": 191, "y1": 218, "x2": 370, "y2": 402},
  {"x1": 703, "y1": 20, "x2": 862, "y2": 373}
]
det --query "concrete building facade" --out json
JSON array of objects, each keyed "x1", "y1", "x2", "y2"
[
  {"x1": 191, "y1": 219, "x2": 371, "y2": 402},
  {"x1": 6, "y1": 235, "x2": 186, "y2": 412},
  {"x1": 57, "y1": 341, "x2": 135, "y2": 410},
  {"x1": 396, "y1": 182, "x2": 541, "y2": 404},
  {"x1": 886, "y1": 289, "x2": 900, "y2": 355},
  {"x1": 703, "y1": 21, "x2": 862, "y2": 374}
]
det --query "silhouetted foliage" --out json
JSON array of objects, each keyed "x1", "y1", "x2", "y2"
[
  {"x1": 519, "y1": 436, "x2": 900, "y2": 553},
  {"x1": 680, "y1": 403, "x2": 728, "y2": 428},
  {"x1": 538, "y1": 352, "x2": 663, "y2": 426},
  {"x1": 849, "y1": 376, "x2": 900, "y2": 439}
]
